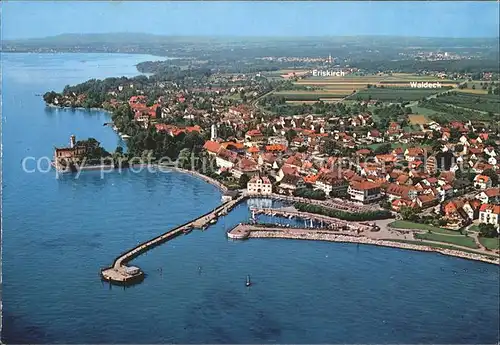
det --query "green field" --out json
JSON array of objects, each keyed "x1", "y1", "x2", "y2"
[
  {"x1": 380, "y1": 79, "x2": 458, "y2": 84},
  {"x1": 410, "y1": 106, "x2": 448, "y2": 118},
  {"x1": 414, "y1": 233, "x2": 479, "y2": 249},
  {"x1": 434, "y1": 92, "x2": 500, "y2": 114},
  {"x1": 347, "y1": 88, "x2": 449, "y2": 102},
  {"x1": 479, "y1": 237, "x2": 500, "y2": 250},
  {"x1": 389, "y1": 221, "x2": 461, "y2": 235},
  {"x1": 272, "y1": 91, "x2": 350, "y2": 101}
]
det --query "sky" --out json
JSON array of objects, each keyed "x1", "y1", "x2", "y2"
[{"x1": 1, "y1": 1, "x2": 499, "y2": 40}]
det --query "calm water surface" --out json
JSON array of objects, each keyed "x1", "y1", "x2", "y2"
[{"x1": 2, "y1": 53, "x2": 499, "y2": 344}]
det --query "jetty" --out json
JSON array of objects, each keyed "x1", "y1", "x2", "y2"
[
  {"x1": 101, "y1": 194, "x2": 246, "y2": 285},
  {"x1": 227, "y1": 224, "x2": 500, "y2": 265}
]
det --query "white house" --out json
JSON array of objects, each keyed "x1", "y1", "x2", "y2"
[
  {"x1": 247, "y1": 176, "x2": 273, "y2": 195},
  {"x1": 479, "y1": 204, "x2": 500, "y2": 228},
  {"x1": 476, "y1": 188, "x2": 500, "y2": 204},
  {"x1": 347, "y1": 181, "x2": 382, "y2": 203}
]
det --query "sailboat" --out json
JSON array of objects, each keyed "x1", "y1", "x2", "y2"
[{"x1": 245, "y1": 275, "x2": 252, "y2": 287}]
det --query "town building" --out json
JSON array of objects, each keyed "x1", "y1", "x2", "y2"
[
  {"x1": 53, "y1": 135, "x2": 88, "y2": 170},
  {"x1": 479, "y1": 204, "x2": 500, "y2": 228},
  {"x1": 247, "y1": 176, "x2": 273, "y2": 195},
  {"x1": 347, "y1": 181, "x2": 382, "y2": 203},
  {"x1": 476, "y1": 188, "x2": 500, "y2": 205},
  {"x1": 474, "y1": 175, "x2": 492, "y2": 189},
  {"x1": 278, "y1": 174, "x2": 305, "y2": 195},
  {"x1": 314, "y1": 171, "x2": 348, "y2": 196}
]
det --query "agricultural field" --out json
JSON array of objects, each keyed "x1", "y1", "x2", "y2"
[
  {"x1": 408, "y1": 114, "x2": 430, "y2": 125},
  {"x1": 456, "y1": 88, "x2": 489, "y2": 95},
  {"x1": 286, "y1": 99, "x2": 342, "y2": 104},
  {"x1": 272, "y1": 90, "x2": 351, "y2": 101},
  {"x1": 434, "y1": 92, "x2": 500, "y2": 114},
  {"x1": 380, "y1": 81, "x2": 458, "y2": 88},
  {"x1": 455, "y1": 81, "x2": 497, "y2": 95},
  {"x1": 273, "y1": 73, "x2": 473, "y2": 105},
  {"x1": 346, "y1": 87, "x2": 448, "y2": 101}
]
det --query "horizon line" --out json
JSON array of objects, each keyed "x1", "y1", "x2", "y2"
[{"x1": 5, "y1": 32, "x2": 500, "y2": 41}]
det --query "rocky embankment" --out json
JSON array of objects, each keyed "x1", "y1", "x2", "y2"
[{"x1": 243, "y1": 229, "x2": 499, "y2": 265}]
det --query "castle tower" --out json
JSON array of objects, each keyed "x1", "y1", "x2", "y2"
[
  {"x1": 210, "y1": 124, "x2": 217, "y2": 141},
  {"x1": 70, "y1": 135, "x2": 76, "y2": 149},
  {"x1": 328, "y1": 54, "x2": 332, "y2": 64}
]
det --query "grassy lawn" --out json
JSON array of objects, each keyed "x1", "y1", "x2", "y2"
[
  {"x1": 389, "y1": 220, "x2": 461, "y2": 235},
  {"x1": 388, "y1": 239, "x2": 498, "y2": 259},
  {"x1": 414, "y1": 233, "x2": 479, "y2": 249},
  {"x1": 479, "y1": 237, "x2": 500, "y2": 250},
  {"x1": 468, "y1": 225, "x2": 481, "y2": 232},
  {"x1": 410, "y1": 106, "x2": 448, "y2": 118}
]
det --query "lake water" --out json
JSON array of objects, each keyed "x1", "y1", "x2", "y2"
[{"x1": 1, "y1": 53, "x2": 499, "y2": 344}]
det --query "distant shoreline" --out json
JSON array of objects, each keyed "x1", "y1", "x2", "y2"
[{"x1": 1, "y1": 50, "x2": 169, "y2": 58}]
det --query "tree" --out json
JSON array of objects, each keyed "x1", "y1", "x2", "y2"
[
  {"x1": 285, "y1": 129, "x2": 297, "y2": 144},
  {"x1": 115, "y1": 146, "x2": 124, "y2": 155},
  {"x1": 374, "y1": 143, "x2": 392, "y2": 155},
  {"x1": 478, "y1": 224, "x2": 499, "y2": 238},
  {"x1": 482, "y1": 169, "x2": 499, "y2": 187},
  {"x1": 239, "y1": 174, "x2": 250, "y2": 189},
  {"x1": 400, "y1": 206, "x2": 418, "y2": 221}
]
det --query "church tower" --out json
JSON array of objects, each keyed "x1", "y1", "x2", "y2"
[{"x1": 210, "y1": 124, "x2": 217, "y2": 141}]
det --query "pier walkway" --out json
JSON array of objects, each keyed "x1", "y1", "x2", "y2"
[{"x1": 101, "y1": 194, "x2": 246, "y2": 285}]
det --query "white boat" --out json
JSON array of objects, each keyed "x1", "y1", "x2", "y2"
[{"x1": 121, "y1": 134, "x2": 131, "y2": 140}]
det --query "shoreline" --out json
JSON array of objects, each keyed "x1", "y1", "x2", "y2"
[
  {"x1": 54, "y1": 162, "x2": 230, "y2": 194},
  {"x1": 248, "y1": 231, "x2": 500, "y2": 265},
  {"x1": 46, "y1": 103, "x2": 113, "y2": 113},
  {"x1": 163, "y1": 167, "x2": 229, "y2": 194}
]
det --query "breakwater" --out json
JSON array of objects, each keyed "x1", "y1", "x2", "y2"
[
  {"x1": 101, "y1": 194, "x2": 246, "y2": 285},
  {"x1": 228, "y1": 225, "x2": 499, "y2": 265}
]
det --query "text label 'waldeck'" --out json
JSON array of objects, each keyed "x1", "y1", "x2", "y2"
[{"x1": 410, "y1": 82, "x2": 442, "y2": 88}]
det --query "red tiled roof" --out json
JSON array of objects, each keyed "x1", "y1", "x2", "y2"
[
  {"x1": 479, "y1": 204, "x2": 500, "y2": 214},
  {"x1": 485, "y1": 188, "x2": 500, "y2": 197},
  {"x1": 350, "y1": 180, "x2": 380, "y2": 191},
  {"x1": 265, "y1": 144, "x2": 286, "y2": 152},
  {"x1": 474, "y1": 175, "x2": 491, "y2": 183},
  {"x1": 246, "y1": 129, "x2": 262, "y2": 137},
  {"x1": 281, "y1": 164, "x2": 298, "y2": 176},
  {"x1": 203, "y1": 140, "x2": 221, "y2": 154},
  {"x1": 247, "y1": 146, "x2": 260, "y2": 153},
  {"x1": 386, "y1": 183, "x2": 415, "y2": 199}
]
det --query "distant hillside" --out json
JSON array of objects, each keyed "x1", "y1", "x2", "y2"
[
  {"x1": 2, "y1": 33, "x2": 498, "y2": 62},
  {"x1": 3, "y1": 33, "x2": 499, "y2": 48}
]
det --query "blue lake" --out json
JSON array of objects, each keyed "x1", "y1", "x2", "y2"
[{"x1": 1, "y1": 53, "x2": 499, "y2": 344}]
